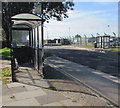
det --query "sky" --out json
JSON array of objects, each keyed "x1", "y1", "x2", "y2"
[{"x1": 44, "y1": 1, "x2": 118, "y2": 39}]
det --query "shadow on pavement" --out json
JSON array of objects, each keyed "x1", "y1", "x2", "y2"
[{"x1": 44, "y1": 64, "x2": 97, "y2": 97}]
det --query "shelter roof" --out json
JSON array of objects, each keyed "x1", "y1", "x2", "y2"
[{"x1": 11, "y1": 13, "x2": 42, "y2": 28}]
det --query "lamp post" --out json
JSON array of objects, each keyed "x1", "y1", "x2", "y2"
[{"x1": 107, "y1": 25, "x2": 110, "y2": 36}]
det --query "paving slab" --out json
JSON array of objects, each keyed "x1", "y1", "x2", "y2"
[
  {"x1": 12, "y1": 89, "x2": 46, "y2": 101},
  {"x1": 15, "y1": 67, "x2": 50, "y2": 89},
  {"x1": 35, "y1": 92, "x2": 67, "y2": 105},
  {"x1": 42, "y1": 102, "x2": 63, "y2": 106},
  {"x1": 2, "y1": 94, "x2": 15, "y2": 103},
  {"x1": 34, "y1": 79, "x2": 50, "y2": 88},
  {"x1": 60, "y1": 99, "x2": 82, "y2": 106},
  {"x1": 3, "y1": 86, "x2": 27, "y2": 95},
  {"x1": 7, "y1": 82, "x2": 27, "y2": 88},
  {"x1": 24, "y1": 84, "x2": 43, "y2": 91},
  {"x1": 3, "y1": 98, "x2": 41, "y2": 106}
]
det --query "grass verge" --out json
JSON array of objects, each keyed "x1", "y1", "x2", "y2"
[
  {"x1": 0, "y1": 67, "x2": 12, "y2": 84},
  {"x1": 0, "y1": 48, "x2": 11, "y2": 59},
  {"x1": 45, "y1": 43, "x2": 62, "y2": 46},
  {"x1": 84, "y1": 46, "x2": 94, "y2": 48},
  {"x1": 105, "y1": 48, "x2": 120, "y2": 51}
]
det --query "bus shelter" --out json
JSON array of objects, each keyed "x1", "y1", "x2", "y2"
[
  {"x1": 96, "y1": 36, "x2": 110, "y2": 48},
  {"x1": 9, "y1": 13, "x2": 44, "y2": 81}
]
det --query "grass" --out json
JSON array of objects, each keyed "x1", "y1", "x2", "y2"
[
  {"x1": 0, "y1": 48, "x2": 10, "y2": 53},
  {"x1": 0, "y1": 67, "x2": 12, "y2": 84},
  {"x1": 81, "y1": 45, "x2": 120, "y2": 51},
  {"x1": 0, "y1": 48, "x2": 11, "y2": 59},
  {"x1": 84, "y1": 46, "x2": 94, "y2": 48},
  {"x1": 45, "y1": 43, "x2": 62, "y2": 46},
  {"x1": 16, "y1": 44, "x2": 25, "y2": 46},
  {"x1": 1, "y1": 67, "x2": 12, "y2": 77},
  {"x1": 105, "y1": 48, "x2": 120, "y2": 51}
]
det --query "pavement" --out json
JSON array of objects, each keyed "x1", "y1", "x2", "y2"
[
  {"x1": 0, "y1": 60, "x2": 99, "y2": 107},
  {"x1": 1, "y1": 61, "x2": 69, "y2": 107},
  {"x1": 1, "y1": 56, "x2": 118, "y2": 107},
  {"x1": 1, "y1": 65, "x2": 82, "y2": 107}
]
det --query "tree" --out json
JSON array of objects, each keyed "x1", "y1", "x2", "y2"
[
  {"x1": 2, "y1": 1, "x2": 74, "y2": 47},
  {"x1": 2, "y1": 2, "x2": 34, "y2": 47},
  {"x1": 0, "y1": 28, "x2": 6, "y2": 41},
  {"x1": 39, "y1": 2, "x2": 74, "y2": 21}
]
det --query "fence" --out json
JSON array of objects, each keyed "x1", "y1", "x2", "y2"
[
  {"x1": 70, "y1": 36, "x2": 119, "y2": 48},
  {"x1": 71, "y1": 36, "x2": 95, "y2": 47}
]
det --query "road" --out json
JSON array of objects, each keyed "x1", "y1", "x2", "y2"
[
  {"x1": 45, "y1": 45, "x2": 119, "y2": 78},
  {"x1": 44, "y1": 45, "x2": 119, "y2": 106},
  {"x1": 43, "y1": 65, "x2": 112, "y2": 106}
]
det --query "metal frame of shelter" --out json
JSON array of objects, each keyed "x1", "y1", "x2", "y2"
[{"x1": 9, "y1": 13, "x2": 45, "y2": 82}]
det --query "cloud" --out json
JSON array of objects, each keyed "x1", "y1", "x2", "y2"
[
  {"x1": 44, "y1": 9, "x2": 117, "y2": 39},
  {"x1": 65, "y1": 10, "x2": 107, "y2": 20}
]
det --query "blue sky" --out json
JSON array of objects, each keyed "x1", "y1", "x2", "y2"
[{"x1": 44, "y1": 2, "x2": 118, "y2": 39}]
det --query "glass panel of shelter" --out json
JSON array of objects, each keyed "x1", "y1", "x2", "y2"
[{"x1": 11, "y1": 24, "x2": 43, "y2": 77}]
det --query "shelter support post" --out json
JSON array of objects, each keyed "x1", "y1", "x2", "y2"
[
  {"x1": 9, "y1": 19, "x2": 16, "y2": 82},
  {"x1": 34, "y1": 28, "x2": 37, "y2": 69},
  {"x1": 101, "y1": 36, "x2": 102, "y2": 48},
  {"x1": 34, "y1": 28, "x2": 36, "y2": 48},
  {"x1": 29, "y1": 29, "x2": 31, "y2": 46},
  {"x1": 37, "y1": 26, "x2": 40, "y2": 73},
  {"x1": 41, "y1": 3, "x2": 44, "y2": 76},
  {"x1": 31, "y1": 29, "x2": 33, "y2": 47},
  {"x1": 103, "y1": 37, "x2": 105, "y2": 48}
]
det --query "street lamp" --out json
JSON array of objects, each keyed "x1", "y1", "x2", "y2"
[{"x1": 107, "y1": 25, "x2": 110, "y2": 36}]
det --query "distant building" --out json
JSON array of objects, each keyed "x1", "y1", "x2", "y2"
[
  {"x1": 61, "y1": 38, "x2": 70, "y2": 45},
  {"x1": 44, "y1": 39, "x2": 61, "y2": 44}
]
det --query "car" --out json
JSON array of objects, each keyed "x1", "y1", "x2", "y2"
[{"x1": 109, "y1": 40, "x2": 119, "y2": 46}]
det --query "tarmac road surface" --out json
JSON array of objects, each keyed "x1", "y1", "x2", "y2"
[
  {"x1": 45, "y1": 45, "x2": 119, "y2": 78},
  {"x1": 44, "y1": 45, "x2": 119, "y2": 106}
]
